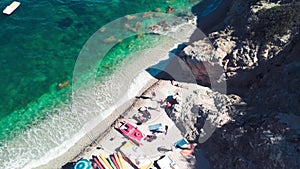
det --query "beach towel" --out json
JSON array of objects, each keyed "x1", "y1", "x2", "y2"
[
  {"x1": 174, "y1": 138, "x2": 189, "y2": 149},
  {"x1": 148, "y1": 123, "x2": 164, "y2": 135}
]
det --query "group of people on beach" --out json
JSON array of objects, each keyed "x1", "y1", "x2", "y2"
[{"x1": 66, "y1": 79, "x2": 198, "y2": 169}]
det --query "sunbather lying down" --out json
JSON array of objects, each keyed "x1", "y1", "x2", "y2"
[
  {"x1": 136, "y1": 106, "x2": 151, "y2": 119},
  {"x1": 145, "y1": 134, "x2": 157, "y2": 142},
  {"x1": 178, "y1": 143, "x2": 198, "y2": 158}
]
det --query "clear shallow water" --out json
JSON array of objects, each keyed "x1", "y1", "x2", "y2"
[
  {"x1": 0, "y1": 0, "x2": 194, "y2": 139},
  {"x1": 0, "y1": 0, "x2": 198, "y2": 168}
]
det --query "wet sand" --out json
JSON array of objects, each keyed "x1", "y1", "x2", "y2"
[
  {"x1": 34, "y1": 1, "x2": 235, "y2": 168},
  {"x1": 34, "y1": 78, "x2": 159, "y2": 169}
]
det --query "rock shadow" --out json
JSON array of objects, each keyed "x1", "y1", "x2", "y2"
[{"x1": 145, "y1": 43, "x2": 211, "y2": 88}]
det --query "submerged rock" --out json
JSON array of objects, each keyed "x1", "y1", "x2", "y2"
[
  {"x1": 103, "y1": 36, "x2": 116, "y2": 43},
  {"x1": 124, "y1": 24, "x2": 137, "y2": 33},
  {"x1": 57, "y1": 80, "x2": 70, "y2": 90},
  {"x1": 166, "y1": 6, "x2": 175, "y2": 13},
  {"x1": 57, "y1": 17, "x2": 73, "y2": 29},
  {"x1": 125, "y1": 15, "x2": 137, "y2": 20},
  {"x1": 98, "y1": 27, "x2": 106, "y2": 33}
]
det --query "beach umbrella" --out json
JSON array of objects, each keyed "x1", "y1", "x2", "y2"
[{"x1": 73, "y1": 158, "x2": 92, "y2": 169}]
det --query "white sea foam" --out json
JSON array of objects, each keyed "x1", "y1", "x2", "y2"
[{"x1": 0, "y1": 23, "x2": 198, "y2": 169}]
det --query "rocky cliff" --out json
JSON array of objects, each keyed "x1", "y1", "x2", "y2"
[{"x1": 176, "y1": 0, "x2": 300, "y2": 168}]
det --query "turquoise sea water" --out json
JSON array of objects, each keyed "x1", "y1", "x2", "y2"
[
  {"x1": 0, "y1": 0, "x2": 194, "y2": 140},
  {"x1": 0, "y1": 0, "x2": 202, "y2": 168}
]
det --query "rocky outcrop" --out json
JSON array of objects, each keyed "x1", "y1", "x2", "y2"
[
  {"x1": 177, "y1": 0, "x2": 300, "y2": 168},
  {"x1": 196, "y1": 0, "x2": 300, "y2": 77},
  {"x1": 178, "y1": 39, "x2": 215, "y2": 87},
  {"x1": 169, "y1": 88, "x2": 232, "y2": 143}
]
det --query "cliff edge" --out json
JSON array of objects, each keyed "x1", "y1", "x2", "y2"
[{"x1": 176, "y1": 0, "x2": 300, "y2": 168}]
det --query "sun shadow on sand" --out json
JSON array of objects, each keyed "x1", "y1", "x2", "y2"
[
  {"x1": 157, "y1": 146, "x2": 172, "y2": 153},
  {"x1": 145, "y1": 43, "x2": 212, "y2": 88},
  {"x1": 144, "y1": 44, "x2": 214, "y2": 169},
  {"x1": 61, "y1": 162, "x2": 75, "y2": 169}
]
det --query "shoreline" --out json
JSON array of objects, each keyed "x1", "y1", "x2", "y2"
[
  {"x1": 34, "y1": 78, "x2": 159, "y2": 169},
  {"x1": 33, "y1": 0, "x2": 234, "y2": 168},
  {"x1": 65, "y1": 78, "x2": 213, "y2": 169},
  {"x1": 34, "y1": 28, "x2": 197, "y2": 169}
]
